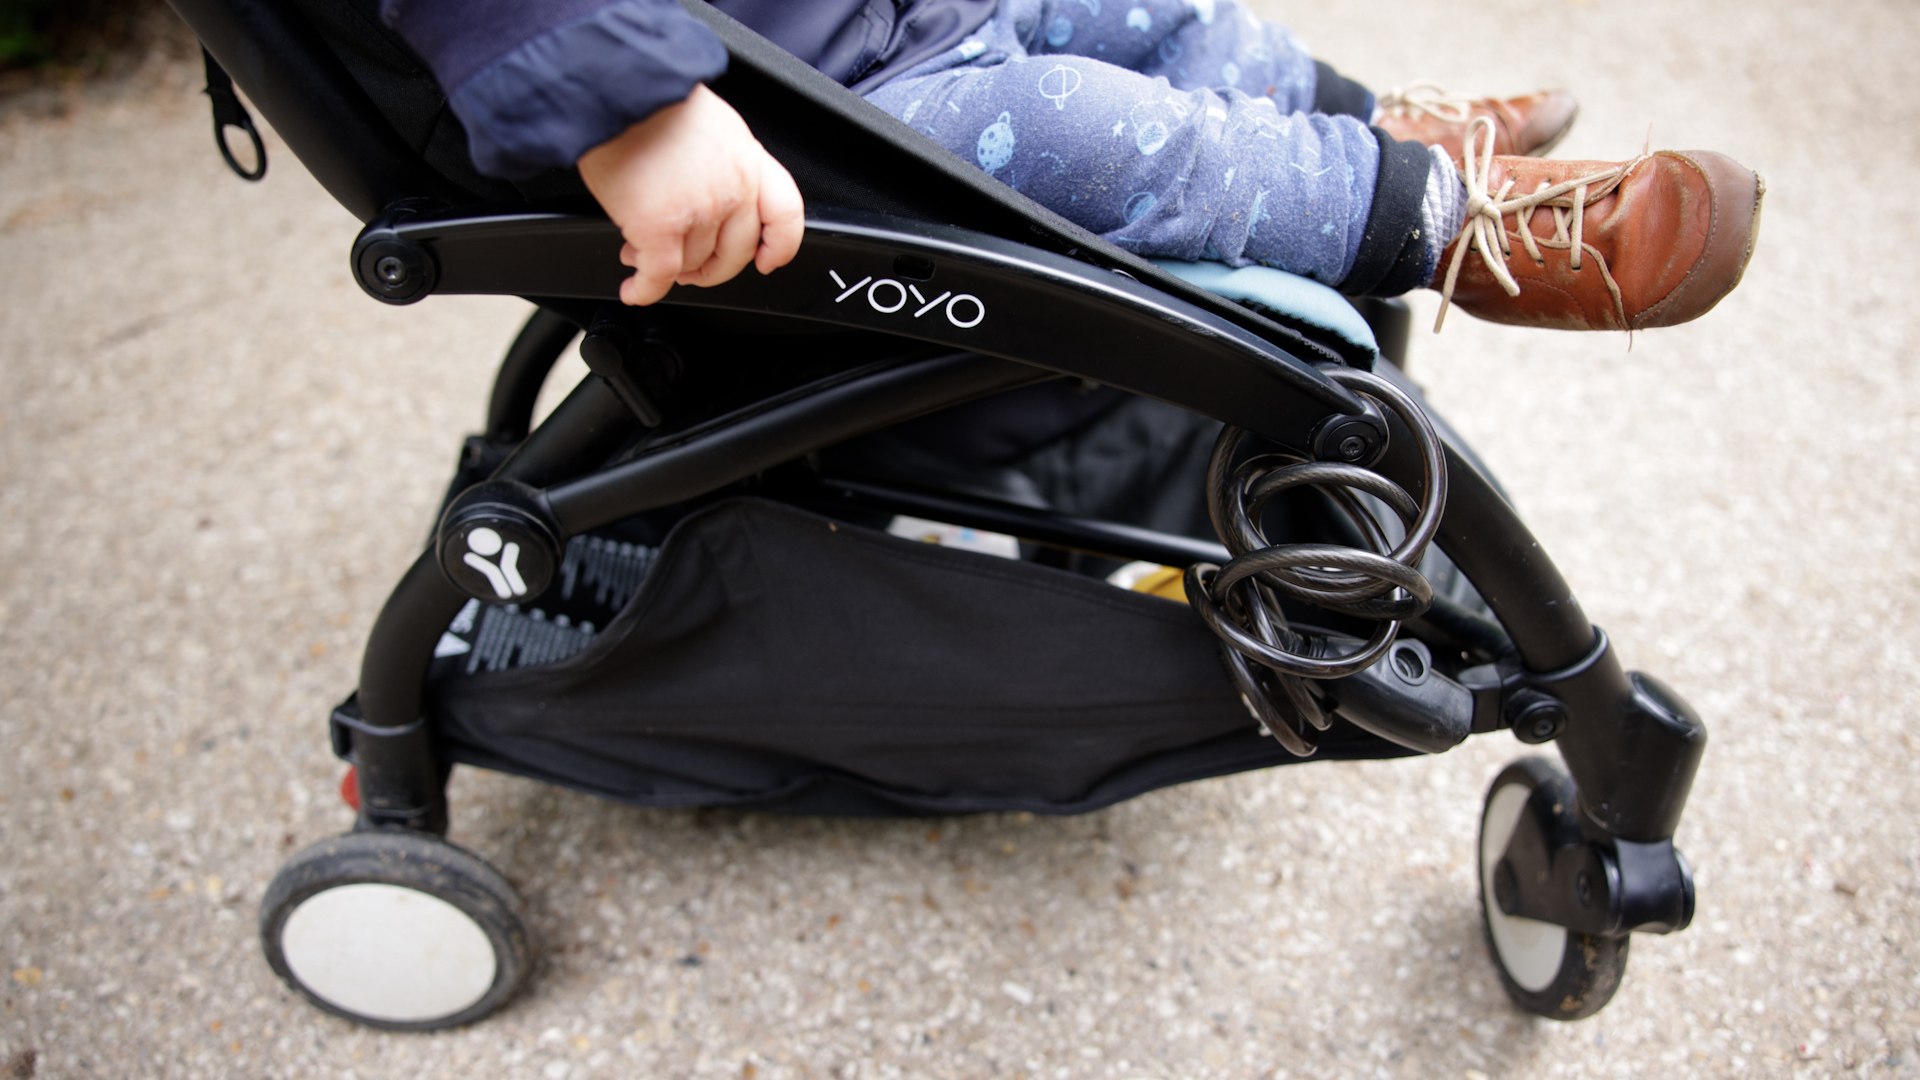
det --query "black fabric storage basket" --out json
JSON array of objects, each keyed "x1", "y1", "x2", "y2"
[{"x1": 431, "y1": 498, "x2": 1408, "y2": 815}]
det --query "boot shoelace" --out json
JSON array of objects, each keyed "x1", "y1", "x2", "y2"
[{"x1": 1433, "y1": 116, "x2": 1646, "y2": 332}]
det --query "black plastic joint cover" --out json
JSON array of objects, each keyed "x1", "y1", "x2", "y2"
[
  {"x1": 1527, "y1": 629, "x2": 1709, "y2": 842},
  {"x1": 353, "y1": 235, "x2": 437, "y2": 304},
  {"x1": 1497, "y1": 833, "x2": 1695, "y2": 936},
  {"x1": 435, "y1": 481, "x2": 565, "y2": 604},
  {"x1": 1456, "y1": 658, "x2": 1519, "y2": 734},
  {"x1": 350, "y1": 205, "x2": 447, "y2": 305},
  {"x1": 1309, "y1": 401, "x2": 1389, "y2": 467},
  {"x1": 579, "y1": 317, "x2": 677, "y2": 428},
  {"x1": 1323, "y1": 637, "x2": 1473, "y2": 754},
  {"x1": 328, "y1": 698, "x2": 446, "y2": 833},
  {"x1": 1614, "y1": 838, "x2": 1696, "y2": 933},
  {"x1": 328, "y1": 697, "x2": 427, "y2": 764}
]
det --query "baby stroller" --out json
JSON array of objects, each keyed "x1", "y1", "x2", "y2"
[{"x1": 168, "y1": 0, "x2": 1707, "y2": 1031}]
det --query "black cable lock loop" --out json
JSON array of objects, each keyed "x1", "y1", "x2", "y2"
[
  {"x1": 202, "y1": 49, "x2": 267, "y2": 182},
  {"x1": 1187, "y1": 367, "x2": 1449, "y2": 756}
]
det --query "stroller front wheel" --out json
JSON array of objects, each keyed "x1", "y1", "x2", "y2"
[
  {"x1": 260, "y1": 830, "x2": 532, "y2": 1030},
  {"x1": 1478, "y1": 757, "x2": 1630, "y2": 1020}
]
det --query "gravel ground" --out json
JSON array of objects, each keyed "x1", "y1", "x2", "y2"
[{"x1": 2, "y1": 2, "x2": 1917, "y2": 1077}]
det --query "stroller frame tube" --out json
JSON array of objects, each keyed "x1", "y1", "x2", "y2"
[
  {"x1": 486, "y1": 308, "x2": 581, "y2": 444},
  {"x1": 1390, "y1": 441, "x2": 1706, "y2": 844}
]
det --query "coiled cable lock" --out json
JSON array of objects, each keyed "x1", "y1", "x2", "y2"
[{"x1": 1184, "y1": 368, "x2": 1449, "y2": 756}]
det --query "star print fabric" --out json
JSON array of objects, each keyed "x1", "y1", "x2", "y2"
[{"x1": 864, "y1": 0, "x2": 1383, "y2": 287}]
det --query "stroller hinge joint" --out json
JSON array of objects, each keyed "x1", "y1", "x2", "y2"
[
  {"x1": 1493, "y1": 821, "x2": 1696, "y2": 936},
  {"x1": 434, "y1": 481, "x2": 565, "y2": 605},
  {"x1": 351, "y1": 207, "x2": 443, "y2": 305},
  {"x1": 1308, "y1": 403, "x2": 1389, "y2": 468}
]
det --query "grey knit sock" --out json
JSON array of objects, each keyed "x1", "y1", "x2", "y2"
[{"x1": 1418, "y1": 146, "x2": 1469, "y2": 283}]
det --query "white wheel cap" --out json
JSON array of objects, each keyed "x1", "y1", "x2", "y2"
[
  {"x1": 280, "y1": 883, "x2": 498, "y2": 1024},
  {"x1": 1482, "y1": 783, "x2": 1568, "y2": 993}
]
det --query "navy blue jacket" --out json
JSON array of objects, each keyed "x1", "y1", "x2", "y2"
[{"x1": 381, "y1": 0, "x2": 994, "y2": 179}]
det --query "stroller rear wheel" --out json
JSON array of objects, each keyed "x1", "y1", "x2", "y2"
[
  {"x1": 261, "y1": 830, "x2": 532, "y2": 1030},
  {"x1": 1478, "y1": 757, "x2": 1630, "y2": 1020}
]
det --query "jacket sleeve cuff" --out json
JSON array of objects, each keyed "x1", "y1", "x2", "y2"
[
  {"x1": 1338, "y1": 127, "x2": 1435, "y2": 298},
  {"x1": 447, "y1": 1, "x2": 729, "y2": 180},
  {"x1": 1311, "y1": 60, "x2": 1375, "y2": 124}
]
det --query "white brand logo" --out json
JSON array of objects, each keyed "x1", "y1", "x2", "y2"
[
  {"x1": 829, "y1": 270, "x2": 985, "y2": 329},
  {"x1": 462, "y1": 526, "x2": 527, "y2": 600}
]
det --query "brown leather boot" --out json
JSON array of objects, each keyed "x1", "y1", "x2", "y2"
[
  {"x1": 1432, "y1": 119, "x2": 1764, "y2": 332},
  {"x1": 1375, "y1": 82, "x2": 1579, "y2": 159}
]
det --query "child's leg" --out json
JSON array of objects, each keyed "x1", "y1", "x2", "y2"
[
  {"x1": 1018, "y1": 0, "x2": 1323, "y2": 113},
  {"x1": 863, "y1": 1, "x2": 1759, "y2": 329},
  {"x1": 866, "y1": 48, "x2": 1391, "y2": 286}
]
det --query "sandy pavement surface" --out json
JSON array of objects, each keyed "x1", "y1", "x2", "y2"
[{"x1": 1, "y1": 1, "x2": 1917, "y2": 1076}]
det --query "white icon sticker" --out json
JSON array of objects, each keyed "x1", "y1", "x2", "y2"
[{"x1": 461, "y1": 526, "x2": 527, "y2": 600}]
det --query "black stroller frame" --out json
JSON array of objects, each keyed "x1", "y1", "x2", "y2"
[{"x1": 171, "y1": 0, "x2": 1707, "y2": 1030}]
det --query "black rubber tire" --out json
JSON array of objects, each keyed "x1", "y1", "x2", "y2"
[
  {"x1": 260, "y1": 830, "x2": 532, "y2": 1031},
  {"x1": 1479, "y1": 757, "x2": 1630, "y2": 1021}
]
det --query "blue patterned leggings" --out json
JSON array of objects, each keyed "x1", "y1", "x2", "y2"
[{"x1": 863, "y1": 0, "x2": 1387, "y2": 287}]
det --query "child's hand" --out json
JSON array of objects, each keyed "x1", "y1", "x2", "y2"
[{"x1": 579, "y1": 84, "x2": 805, "y2": 306}]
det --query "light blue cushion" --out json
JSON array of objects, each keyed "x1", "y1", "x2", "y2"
[{"x1": 1155, "y1": 260, "x2": 1377, "y2": 358}]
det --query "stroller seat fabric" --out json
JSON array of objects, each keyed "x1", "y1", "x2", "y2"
[{"x1": 427, "y1": 498, "x2": 1412, "y2": 818}]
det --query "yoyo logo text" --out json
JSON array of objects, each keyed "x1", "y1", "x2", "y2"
[{"x1": 829, "y1": 270, "x2": 985, "y2": 329}]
